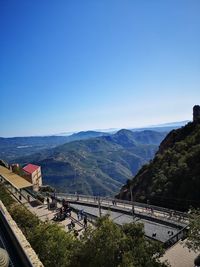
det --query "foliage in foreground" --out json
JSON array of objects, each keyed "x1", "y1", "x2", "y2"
[
  {"x1": 0, "y1": 185, "x2": 168, "y2": 267},
  {"x1": 186, "y1": 209, "x2": 200, "y2": 252},
  {"x1": 0, "y1": 184, "x2": 15, "y2": 208},
  {"x1": 72, "y1": 215, "x2": 168, "y2": 267}
]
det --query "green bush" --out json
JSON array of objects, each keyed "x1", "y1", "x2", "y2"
[{"x1": 0, "y1": 184, "x2": 15, "y2": 208}]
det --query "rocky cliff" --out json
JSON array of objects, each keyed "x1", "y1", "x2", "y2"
[{"x1": 117, "y1": 106, "x2": 200, "y2": 211}]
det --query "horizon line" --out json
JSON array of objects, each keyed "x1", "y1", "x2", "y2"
[{"x1": 1, "y1": 119, "x2": 190, "y2": 138}]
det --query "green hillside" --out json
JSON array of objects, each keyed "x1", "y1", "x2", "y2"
[
  {"x1": 118, "y1": 111, "x2": 200, "y2": 211},
  {"x1": 15, "y1": 129, "x2": 166, "y2": 196}
]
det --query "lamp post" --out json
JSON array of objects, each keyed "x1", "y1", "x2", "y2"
[
  {"x1": 74, "y1": 166, "x2": 77, "y2": 196},
  {"x1": 130, "y1": 184, "x2": 134, "y2": 219},
  {"x1": 98, "y1": 196, "x2": 102, "y2": 217}
]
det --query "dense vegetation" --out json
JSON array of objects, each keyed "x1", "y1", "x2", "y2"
[
  {"x1": 0, "y1": 185, "x2": 168, "y2": 267},
  {"x1": 14, "y1": 130, "x2": 166, "y2": 196},
  {"x1": 186, "y1": 209, "x2": 200, "y2": 252},
  {"x1": 118, "y1": 121, "x2": 200, "y2": 211}
]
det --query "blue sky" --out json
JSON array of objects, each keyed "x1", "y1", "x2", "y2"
[{"x1": 1, "y1": 0, "x2": 200, "y2": 137}]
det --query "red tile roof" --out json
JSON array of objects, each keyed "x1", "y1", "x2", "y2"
[{"x1": 23, "y1": 164, "x2": 40, "y2": 174}]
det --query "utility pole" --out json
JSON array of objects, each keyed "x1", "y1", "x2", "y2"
[
  {"x1": 130, "y1": 184, "x2": 134, "y2": 219},
  {"x1": 54, "y1": 188, "x2": 57, "y2": 208},
  {"x1": 98, "y1": 197, "x2": 102, "y2": 217},
  {"x1": 74, "y1": 167, "x2": 76, "y2": 190},
  {"x1": 74, "y1": 166, "x2": 79, "y2": 199}
]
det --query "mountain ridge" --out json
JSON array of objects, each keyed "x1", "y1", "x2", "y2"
[
  {"x1": 0, "y1": 131, "x2": 109, "y2": 162},
  {"x1": 13, "y1": 129, "x2": 167, "y2": 196},
  {"x1": 117, "y1": 109, "x2": 200, "y2": 211}
]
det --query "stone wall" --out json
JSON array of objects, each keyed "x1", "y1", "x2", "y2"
[{"x1": 0, "y1": 200, "x2": 44, "y2": 267}]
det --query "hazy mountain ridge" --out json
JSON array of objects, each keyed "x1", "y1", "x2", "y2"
[
  {"x1": 1, "y1": 121, "x2": 186, "y2": 162},
  {"x1": 0, "y1": 131, "x2": 109, "y2": 161},
  {"x1": 14, "y1": 129, "x2": 167, "y2": 196}
]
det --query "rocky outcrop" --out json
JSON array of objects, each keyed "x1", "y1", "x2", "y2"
[
  {"x1": 117, "y1": 106, "x2": 200, "y2": 211},
  {"x1": 193, "y1": 105, "x2": 200, "y2": 122}
]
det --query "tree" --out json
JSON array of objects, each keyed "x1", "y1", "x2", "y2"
[
  {"x1": 29, "y1": 223, "x2": 78, "y2": 267},
  {"x1": 9, "y1": 204, "x2": 39, "y2": 237},
  {"x1": 71, "y1": 215, "x2": 169, "y2": 267},
  {"x1": 72, "y1": 215, "x2": 124, "y2": 267},
  {"x1": 121, "y1": 223, "x2": 168, "y2": 267},
  {"x1": 186, "y1": 209, "x2": 200, "y2": 252}
]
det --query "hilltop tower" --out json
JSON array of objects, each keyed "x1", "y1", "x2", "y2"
[{"x1": 193, "y1": 105, "x2": 200, "y2": 122}]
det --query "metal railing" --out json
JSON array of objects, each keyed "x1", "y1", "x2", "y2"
[
  {"x1": 164, "y1": 226, "x2": 188, "y2": 249},
  {"x1": 43, "y1": 192, "x2": 189, "y2": 226}
]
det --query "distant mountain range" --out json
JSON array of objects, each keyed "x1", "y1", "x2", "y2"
[
  {"x1": 56, "y1": 120, "x2": 190, "y2": 135},
  {"x1": 0, "y1": 120, "x2": 188, "y2": 162},
  {"x1": 130, "y1": 120, "x2": 190, "y2": 132},
  {"x1": 149, "y1": 120, "x2": 190, "y2": 127},
  {"x1": 0, "y1": 131, "x2": 108, "y2": 162},
  {"x1": 12, "y1": 129, "x2": 167, "y2": 196}
]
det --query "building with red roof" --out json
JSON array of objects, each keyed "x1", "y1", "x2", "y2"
[{"x1": 23, "y1": 164, "x2": 42, "y2": 191}]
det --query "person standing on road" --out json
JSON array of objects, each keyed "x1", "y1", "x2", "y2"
[
  {"x1": 83, "y1": 215, "x2": 88, "y2": 228},
  {"x1": 47, "y1": 197, "x2": 50, "y2": 210}
]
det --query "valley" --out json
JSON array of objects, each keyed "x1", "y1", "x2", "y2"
[{"x1": 7, "y1": 129, "x2": 167, "y2": 196}]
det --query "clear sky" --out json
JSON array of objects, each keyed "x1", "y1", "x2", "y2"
[{"x1": 1, "y1": 0, "x2": 200, "y2": 137}]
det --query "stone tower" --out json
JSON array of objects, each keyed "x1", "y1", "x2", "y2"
[{"x1": 193, "y1": 105, "x2": 200, "y2": 122}]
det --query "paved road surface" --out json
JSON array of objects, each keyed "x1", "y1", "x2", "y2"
[{"x1": 71, "y1": 203, "x2": 180, "y2": 243}]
